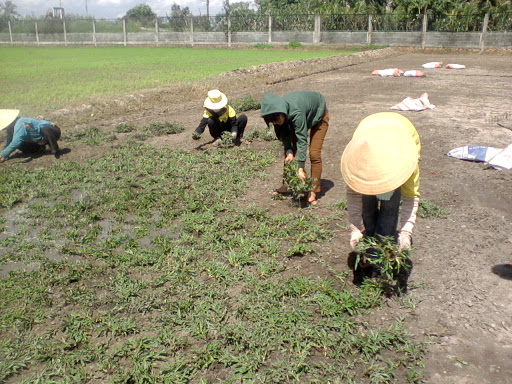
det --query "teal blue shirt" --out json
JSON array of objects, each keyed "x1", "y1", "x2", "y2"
[{"x1": 1, "y1": 117, "x2": 52, "y2": 160}]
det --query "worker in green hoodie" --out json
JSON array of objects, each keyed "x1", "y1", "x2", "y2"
[{"x1": 260, "y1": 91, "x2": 329, "y2": 205}]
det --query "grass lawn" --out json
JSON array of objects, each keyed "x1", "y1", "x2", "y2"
[
  {"x1": 0, "y1": 45, "x2": 356, "y2": 115},
  {"x1": 0, "y1": 135, "x2": 426, "y2": 383}
]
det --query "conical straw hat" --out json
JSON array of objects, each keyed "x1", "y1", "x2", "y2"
[
  {"x1": 0, "y1": 109, "x2": 20, "y2": 131},
  {"x1": 341, "y1": 112, "x2": 418, "y2": 195}
]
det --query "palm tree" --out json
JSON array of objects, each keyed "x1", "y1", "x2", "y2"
[{"x1": 0, "y1": 1, "x2": 20, "y2": 20}]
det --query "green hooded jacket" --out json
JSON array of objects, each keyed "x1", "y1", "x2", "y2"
[{"x1": 260, "y1": 91, "x2": 326, "y2": 168}]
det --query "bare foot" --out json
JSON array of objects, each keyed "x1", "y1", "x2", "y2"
[{"x1": 308, "y1": 192, "x2": 318, "y2": 205}]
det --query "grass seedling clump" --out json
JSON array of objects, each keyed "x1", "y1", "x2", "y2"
[
  {"x1": 246, "y1": 126, "x2": 277, "y2": 142},
  {"x1": 355, "y1": 236, "x2": 413, "y2": 295},
  {"x1": 144, "y1": 121, "x2": 185, "y2": 136},
  {"x1": 230, "y1": 95, "x2": 261, "y2": 112},
  {"x1": 286, "y1": 40, "x2": 303, "y2": 48},
  {"x1": 283, "y1": 159, "x2": 314, "y2": 202},
  {"x1": 64, "y1": 126, "x2": 117, "y2": 146},
  {"x1": 220, "y1": 131, "x2": 236, "y2": 147},
  {"x1": 114, "y1": 122, "x2": 136, "y2": 133}
]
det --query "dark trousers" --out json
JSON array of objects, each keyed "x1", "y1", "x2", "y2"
[
  {"x1": 208, "y1": 114, "x2": 247, "y2": 139},
  {"x1": 19, "y1": 125, "x2": 61, "y2": 155},
  {"x1": 362, "y1": 187, "x2": 401, "y2": 241}
]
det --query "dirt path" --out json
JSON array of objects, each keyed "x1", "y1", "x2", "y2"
[{"x1": 15, "y1": 48, "x2": 512, "y2": 383}]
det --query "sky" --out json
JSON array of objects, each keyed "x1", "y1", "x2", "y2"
[{"x1": 12, "y1": 0, "x2": 238, "y2": 19}]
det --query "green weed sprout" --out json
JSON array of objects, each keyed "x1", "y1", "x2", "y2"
[
  {"x1": 283, "y1": 159, "x2": 314, "y2": 201},
  {"x1": 418, "y1": 199, "x2": 449, "y2": 218},
  {"x1": 356, "y1": 236, "x2": 412, "y2": 282}
]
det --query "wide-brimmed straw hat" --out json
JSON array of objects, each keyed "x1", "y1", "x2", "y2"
[
  {"x1": 204, "y1": 90, "x2": 228, "y2": 110},
  {"x1": 341, "y1": 112, "x2": 418, "y2": 195},
  {"x1": 0, "y1": 109, "x2": 20, "y2": 131}
]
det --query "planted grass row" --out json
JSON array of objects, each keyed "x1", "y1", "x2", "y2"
[{"x1": 0, "y1": 143, "x2": 425, "y2": 383}]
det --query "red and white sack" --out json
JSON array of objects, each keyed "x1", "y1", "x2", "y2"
[
  {"x1": 371, "y1": 68, "x2": 404, "y2": 77},
  {"x1": 403, "y1": 70, "x2": 425, "y2": 77}
]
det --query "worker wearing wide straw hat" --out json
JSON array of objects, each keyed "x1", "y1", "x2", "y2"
[
  {"x1": 341, "y1": 112, "x2": 421, "y2": 254},
  {"x1": 0, "y1": 109, "x2": 61, "y2": 162},
  {"x1": 192, "y1": 89, "x2": 248, "y2": 146}
]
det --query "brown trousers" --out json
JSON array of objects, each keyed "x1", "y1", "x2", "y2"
[
  {"x1": 283, "y1": 110, "x2": 330, "y2": 193},
  {"x1": 309, "y1": 110, "x2": 329, "y2": 192}
]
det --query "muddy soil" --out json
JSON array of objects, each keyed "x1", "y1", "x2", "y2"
[{"x1": 6, "y1": 47, "x2": 512, "y2": 383}]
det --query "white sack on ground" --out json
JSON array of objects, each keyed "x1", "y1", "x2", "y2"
[
  {"x1": 422, "y1": 61, "x2": 443, "y2": 68},
  {"x1": 446, "y1": 64, "x2": 466, "y2": 69},
  {"x1": 390, "y1": 93, "x2": 435, "y2": 111}
]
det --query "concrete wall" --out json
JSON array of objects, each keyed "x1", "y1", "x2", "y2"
[
  {"x1": 486, "y1": 31, "x2": 512, "y2": 49},
  {"x1": 372, "y1": 32, "x2": 423, "y2": 47},
  {"x1": 321, "y1": 32, "x2": 367, "y2": 45},
  {"x1": 271, "y1": 31, "x2": 314, "y2": 44},
  {"x1": 1, "y1": 30, "x2": 511, "y2": 49},
  {"x1": 425, "y1": 32, "x2": 482, "y2": 49},
  {"x1": 232, "y1": 32, "x2": 269, "y2": 44}
]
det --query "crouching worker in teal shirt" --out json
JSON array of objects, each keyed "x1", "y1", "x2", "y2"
[{"x1": 0, "y1": 109, "x2": 61, "y2": 163}]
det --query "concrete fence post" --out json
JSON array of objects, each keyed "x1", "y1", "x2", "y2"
[
  {"x1": 122, "y1": 19, "x2": 127, "y2": 46},
  {"x1": 268, "y1": 15, "x2": 272, "y2": 44},
  {"x1": 8, "y1": 20, "x2": 13, "y2": 43},
  {"x1": 480, "y1": 13, "x2": 489, "y2": 51},
  {"x1": 314, "y1": 15, "x2": 321, "y2": 44},
  {"x1": 35, "y1": 21, "x2": 39, "y2": 45},
  {"x1": 422, "y1": 11, "x2": 428, "y2": 49},
  {"x1": 155, "y1": 18, "x2": 159, "y2": 43},
  {"x1": 227, "y1": 13, "x2": 232, "y2": 47},
  {"x1": 63, "y1": 20, "x2": 67, "y2": 45},
  {"x1": 190, "y1": 17, "x2": 194, "y2": 47},
  {"x1": 93, "y1": 18, "x2": 97, "y2": 46},
  {"x1": 366, "y1": 15, "x2": 372, "y2": 45}
]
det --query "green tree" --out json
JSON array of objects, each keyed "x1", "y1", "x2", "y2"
[
  {"x1": 125, "y1": 3, "x2": 156, "y2": 27},
  {"x1": 169, "y1": 3, "x2": 191, "y2": 31},
  {"x1": 227, "y1": 2, "x2": 265, "y2": 31}
]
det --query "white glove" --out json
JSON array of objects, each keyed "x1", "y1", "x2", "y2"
[
  {"x1": 350, "y1": 225, "x2": 363, "y2": 250},
  {"x1": 398, "y1": 231, "x2": 412, "y2": 251},
  {"x1": 231, "y1": 131, "x2": 237, "y2": 140}
]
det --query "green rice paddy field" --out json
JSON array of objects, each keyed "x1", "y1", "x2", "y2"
[{"x1": 0, "y1": 45, "x2": 353, "y2": 115}]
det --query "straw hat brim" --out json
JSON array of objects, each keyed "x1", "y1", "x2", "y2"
[
  {"x1": 204, "y1": 93, "x2": 228, "y2": 110},
  {"x1": 341, "y1": 114, "x2": 418, "y2": 195},
  {"x1": 0, "y1": 109, "x2": 20, "y2": 131}
]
